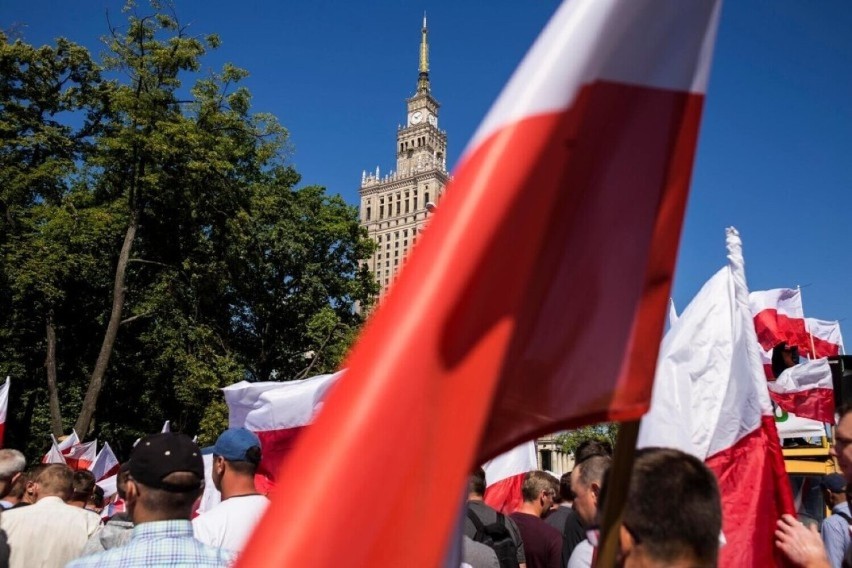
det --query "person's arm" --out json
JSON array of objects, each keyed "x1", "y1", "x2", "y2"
[{"x1": 776, "y1": 514, "x2": 831, "y2": 568}]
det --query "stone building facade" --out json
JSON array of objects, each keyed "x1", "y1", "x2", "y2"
[{"x1": 358, "y1": 17, "x2": 449, "y2": 294}]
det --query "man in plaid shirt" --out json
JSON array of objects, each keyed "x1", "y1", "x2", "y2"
[{"x1": 68, "y1": 432, "x2": 234, "y2": 568}]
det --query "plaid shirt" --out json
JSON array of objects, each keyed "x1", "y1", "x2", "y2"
[{"x1": 67, "y1": 519, "x2": 235, "y2": 568}]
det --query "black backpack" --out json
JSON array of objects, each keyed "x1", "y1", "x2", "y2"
[{"x1": 467, "y1": 509, "x2": 521, "y2": 568}]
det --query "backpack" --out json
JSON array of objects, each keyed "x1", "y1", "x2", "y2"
[
  {"x1": 466, "y1": 509, "x2": 521, "y2": 568},
  {"x1": 834, "y1": 511, "x2": 852, "y2": 524}
]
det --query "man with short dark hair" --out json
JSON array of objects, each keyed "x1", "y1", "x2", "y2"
[
  {"x1": 510, "y1": 471, "x2": 562, "y2": 568},
  {"x1": 67, "y1": 432, "x2": 233, "y2": 567},
  {"x1": 69, "y1": 470, "x2": 97, "y2": 508},
  {"x1": 464, "y1": 467, "x2": 526, "y2": 568},
  {"x1": 1, "y1": 463, "x2": 102, "y2": 568},
  {"x1": 192, "y1": 428, "x2": 269, "y2": 552},
  {"x1": 568, "y1": 455, "x2": 611, "y2": 567},
  {"x1": 613, "y1": 448, "x2": 722, "y2": 567}
]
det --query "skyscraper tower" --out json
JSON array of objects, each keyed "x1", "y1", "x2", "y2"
[{"x1": 359, "y1": 15, "x2": 449, "y2": 294}]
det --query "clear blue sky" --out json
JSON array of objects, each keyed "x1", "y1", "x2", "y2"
[{"x1": 4, "y1": 1, "x2": 851, "y2": 328}]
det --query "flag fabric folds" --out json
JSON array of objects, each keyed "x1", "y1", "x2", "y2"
[
  {"x1": 89, "y1": 441, "x2": 120, "y2": 481},
  {"x1": 768, "y1": 359, "x2": 835, "y2": 424},
  {"x1": 0, "y1": 377, "x2": 9, "y2": 448},
  {"x1": 238, "y1": 1, "x2": 721, "y2": 565},
  {"x1": 64, "y1": 440, "x2": 97, "y2": 471},
  {"x1": 638, "y1": 228, "x2": 795, "y2": 567},
  {"x1": 482, "y1": 441, "x2": 538, "y2": 514},
  {"x1": 749, "y1": 288, "x2": 808, "y2": 354},
  {"x1": 806, "y1": 318, "x2": 844, "y2": 358},
  {"x1": 222, "y1": 371, "x2": 340, "y2": 492},
  {"x1": 42, "y1": 441, "x2": 66, "y2": 464}
]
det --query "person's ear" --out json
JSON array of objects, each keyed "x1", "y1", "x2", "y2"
[
  {"x1": 591, "y1": 482, "x2": 601, "y2": 504},
  {"x1": 619, "y1": 524, "x2": 635, "y2": 563},
  {"x1": 125, "y1": 478, "x2": 140, "y2": 509},
  {"x1": 10, "y1": 472, "x2": 22, "y2": 487}
]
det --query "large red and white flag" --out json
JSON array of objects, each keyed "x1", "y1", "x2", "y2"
[
  {"x1": 89, "y1": 441, "x2": 120, "y2": 481},
  {"x1": 239, "y1": 1, "x2": 721, "y2": 565},
  {"x1": 64, "y1": 440, "x2": 97, "y2": 471},
  {"x1": 482, "y1": 441, "x2": 538, "y2": 514},
  {"x1": 0, "y1": 377, "x2": 9, "y2": 448},
  {"x1": 750, "y1": 288, "x2": 808, "y2": 355},
  {"x1": 222, "y1": 371, "x2": 341, "y2": 492},
  {"x1": 638, "y1": 228, "x2": 795, "y2": 567},
  {"x1": 806, "y1": 318, "x2": 844, "y2": 359},
  {"x1": 768, "y1": 359, "x2": 835, "y2": 425},
  {"x1": 55, "y1": 430, "x2": 80, "y2": 453},
  {"x1": 42, "y1": 441, "x2": 66, "y2": 464}
]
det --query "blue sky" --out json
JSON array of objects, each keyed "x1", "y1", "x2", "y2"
[{"x1": 3, "y1": 1, "x2": 851, "y2": 328}]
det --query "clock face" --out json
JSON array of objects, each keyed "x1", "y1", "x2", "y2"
[
  {"x1": 427, "y1": 114, "x2": 437, "y2": 126},
  {"x1": 410, "y1": 111, "x2": 423, "y2": 124}
]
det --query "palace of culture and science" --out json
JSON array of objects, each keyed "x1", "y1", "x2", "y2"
[
  {"x1": 358, "y1": 17, "x2": 449, "y2": 294},
  {"x1": 356, "y1": 18, "x2": 572, "y2": 476}
]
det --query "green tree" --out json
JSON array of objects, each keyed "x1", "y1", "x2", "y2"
[{"x1": 555, "y1": 423, "x2": 620, "y2": 456}]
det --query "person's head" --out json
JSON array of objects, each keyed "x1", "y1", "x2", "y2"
[
  {"x1": 558, "y1": 471, "x2": 574, "y2": 504},
  {"x1": 88, "y1": 484, "x2": 105, "y2": 512},
  {"x1": 575, "y1": 439, "x2": 613, "y2": 465},
  {"x1": 69, "y1": 469, "x2": 96, "y2": 506},
  {"x1": 571, "y1": 455, "x2": 611, "y2": 528},
  {"x1": 771, "y1": 342, "x2": 800, "y2": 379},
  {"x1": 23, "y1": 464, "x2": 48, "y2": 504},
  {"x1": 211, "y1": 428, "x2": 262, "y2": 494},
  {"x1": 468, "y1": 467, "x2": 486, "y2": 499},
  {"x1": 821, "y1": 473, "x2": 847, "y2": 508},
  {"x1": 33, "y1": 463, "x2": 74, "y2": 501},
  {"x1": 614, "y1": 448, "x2": 721, "y2": 567},
  {"x1": 0, "y1": 449, "x2": 26, "y2": 500},
  {"x1": 5, "y1": 468, "x2": 28, "y2": 505},
  {"x1": 520, "y1": 470, "x2": 558, "y2": 517},
  {"x1": 126, "y1": 432, "x2": 204, "y2": 524},
  {"x1": 831, "y1": 405, "x2": 852, "y2": 482}
]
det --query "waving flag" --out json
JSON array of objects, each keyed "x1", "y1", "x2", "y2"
[
  {"x1": 239, "y1": 1, "x2": 721, "y2": 566},
  {"x1": 223, "y1": 371, "x2": 341, "y2": 491},
  {"x1": 639, "y1": 229, "x2": 794, "y2": 567},
  {"x1": 42, "y1": 441, "x2": 66, "y2": 464},
  {"x1": 0, "y1": 377, "x2": 9, "y2": 448},
  {"x1": 768, "y1": 359, "x2": 835, "y2": 424},
  {"x1": 750, "y1": 288, "x2": 808, "y2": 354},
  {"x1": 89, "y1": 441, "x2": 120, "y2": 481},
  {"x1": 64, "y1": 440, "x2": 97, "y2": 470},
  {"x1": 482, "y1": 441, "x2": 538, "y2": 514},
  {"x1": 806, "y1": 318, "x2": 844, "y2": 359}
]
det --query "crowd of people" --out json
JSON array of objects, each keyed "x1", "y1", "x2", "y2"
[{"x1": 0, "y1": 427, "x2": 270, "y2": 567}]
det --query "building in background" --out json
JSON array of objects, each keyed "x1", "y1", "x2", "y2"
[{"x1": 358, "y1": 16, "x2": 449, "y2": 294}]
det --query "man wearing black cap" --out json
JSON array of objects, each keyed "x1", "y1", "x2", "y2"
[
  {"x1": 192, "y1": 428, "x2": 269, "y2": 553},
  {"x1": 67, "y1": 432, "x2": 233, "y2": 567},
  {"x1": 820, "y1": 473, "x2": 851, "y2": 568}
]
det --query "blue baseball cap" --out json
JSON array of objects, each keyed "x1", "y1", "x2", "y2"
[
  {"x1": 212, "y1": 428, "x2": 262, "y2": 462},
  {"x1": 821, "y1": 473, "x2": 847, "y2": 494}
]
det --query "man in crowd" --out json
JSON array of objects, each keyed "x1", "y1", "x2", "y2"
[
  {"x1": 464, "y1": 467, "x2": 526, "y2": 568},
  {"x1": 68, "y1": 470, "x2": 97, "y2": 508},
  {"x1": 81, "y1": 463, "x2": 134, "y2": 555},
  {"x1": 192, "y1": 427, "x2": 269, "y2": 552},
  {"x1": 819, "y1": 473, "x2": 851, "y2": 567},
  {"x1": 509, "y1": 471, "x2": 562, "y2": 568},
  {"x1": 568, "y1": 455, "x2": 611, "y2": 567},
  {"x1": 0, "y1": 449, "x2": 26, "y2": 509},
  {"x1": 0, "y1": 463, "x2": 102, "y2": 568},
  {"x1": 68, "y1": 432, "x2": 233, "y2": 567},
  {"x1": 612, "y1": 447, "x2": 722, "y2": 567}
]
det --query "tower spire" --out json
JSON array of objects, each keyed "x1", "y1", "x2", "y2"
[{"x1": 417, "y1": 13, "x2": 430, "y2": 94}]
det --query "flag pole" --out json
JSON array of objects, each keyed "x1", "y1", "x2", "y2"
[
  {"x1": 798, "y1": 285, "x2": 817, "y2": 357},
  {"x1": 596, "y1": 419, "x2": 639, "y2": 567}
]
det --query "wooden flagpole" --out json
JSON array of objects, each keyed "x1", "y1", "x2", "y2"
[{"x1": 595, "y1": 419, "x2": 640, "y2": 567}]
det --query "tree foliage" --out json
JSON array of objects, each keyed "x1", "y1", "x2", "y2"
[
  {"x1": 0, "y1": 4, "x2": 377, "y2": 459},
  {"x1": 555, "y1": 423, "x2": 620, "y2": 456}
]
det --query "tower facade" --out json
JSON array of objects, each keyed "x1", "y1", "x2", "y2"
[{"x1": 359, "y1": 16, "x2": 449, "y2": 294}]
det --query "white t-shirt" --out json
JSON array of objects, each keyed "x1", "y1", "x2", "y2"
[
  {"x1": 567, "y1": 538, "x2": 594, "y2": 568},
  {"x1": 192, "y1": 494, "x2": 269, "y2": 552}
]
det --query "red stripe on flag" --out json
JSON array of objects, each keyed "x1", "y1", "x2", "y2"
[
  {"x1": 483, "y1": 474, "x2": 524, "y2": 515},
  {"x1": 254, "y1": 427, "x2": 306, "y2": 486},
  {"x1": 769, "y1": 389, "x2": 835, "y2": 425},
  {"x1": 753, "y1": 310, "x2": 809, "y2": 353},
  {"x1": 705, "y1": 415, "x2": 795, "y2": 568}
]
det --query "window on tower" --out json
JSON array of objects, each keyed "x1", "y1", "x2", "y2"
[{"x1": 366, "y1": 206, "x2": 371, "y2": 221}]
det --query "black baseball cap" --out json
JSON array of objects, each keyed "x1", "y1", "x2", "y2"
[{"x1": 129, "y1": 432, "x2": 204, "y2": 492}]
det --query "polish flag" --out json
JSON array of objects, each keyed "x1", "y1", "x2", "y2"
[
  {"x1": 239, "y1": 1, "x2": 721, "y2": 565},
  {"x1": 806, "y1": 318, "x2": 844, "y2": 359},
  {"x1": 64, "y1": 440, "x2": 97, "y2": 470},
  {"x1": 96, "y1": 474, "x2": 118, "y2": 500},
  {"x1": 89, "y1": 441, "x2": 120, "y2": 481},
  {"x1": 55, "y1": 430, "x2": 80, "y2": 453},
  {"x1": 749, "y1": 288, "x2": 808, "y2": 354},
  {"x1": 482, "y1": 442, "x2": 538, "y2": 514},
  {"x1": 42, "y1": 441, "x2": 67, "y2": 464},
  {"x1": 638, "y1": 228, "x2": 794, "y2": 567},
  {"x1": 768, "y1": 359, "x2": 835, "y2": 424},
  {"x1": 0, "y1": 377, "x2": 9, "y2": 448},
  {"x1": 222, "y1": 371, "x2": 341, "y2": 492}
]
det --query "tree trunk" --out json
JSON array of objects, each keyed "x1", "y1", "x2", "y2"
[
  {"x1": 74, "y1": 210, "x2": 138, "y2": 435},
  {"x1": 44, "y1": 313, "x2": 63, "y2": 437}
]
